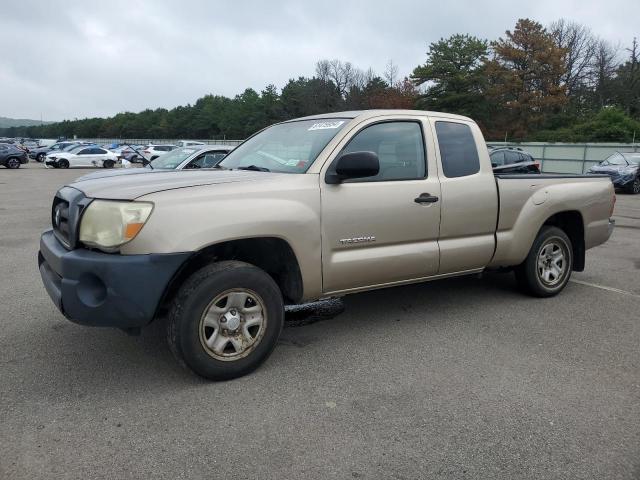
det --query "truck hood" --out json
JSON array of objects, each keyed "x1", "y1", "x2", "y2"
[
  {"x1": 69, "y1": 169, "x2": 288, "y2": 199},
  {"x1": 74, "y1": 167, "x2": 157, "y2": 182}
]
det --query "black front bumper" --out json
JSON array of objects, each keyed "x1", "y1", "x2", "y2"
[{"x1": 38, "y1": 230, "x2": 190, "y2": 328}]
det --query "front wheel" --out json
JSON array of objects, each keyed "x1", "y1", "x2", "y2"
[
  {"x1": 515, "y1": 226, "x2": 573, "y2": 297},
  {"x1": 167, "y1": 261, "x2": 284, "y2": 380},
  {"x1": 36, "y1": 153, "x2": 46, "y2": 162},
  {"x1": 627, "y1": 177, "x2": 640, "y2": 194},
  {"x1": 6, "y1": 158, "x2": 21, "y2": 169},
  {"x1": 58, "y1": 159, "x2": 69, "y2": 169}
]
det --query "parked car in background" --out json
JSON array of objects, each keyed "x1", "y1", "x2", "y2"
[
  {"x1": 489, "y1": 146, "x2": 540, "y2": 174},
  {"x1": 141, "y1": 144, "x2": 176, "y2": 161},
  {"x1": 75, "y1": 145, "x2": 236, "y2": 181},
  {"x1": 30, "y1": 141, "x2": 82, "y2": 162},
  {"x1": 0, "y1": 143, "x2": 29, "y2": 169},
  {"x1": 587, "y1": 152, "x2": 640, "y2": 194},
  {"x1": 45, "y1": 145, "x2": 118, "y2": 169},
  {"x1": 118, "y1": 145, "x2": 147, "y2": 163},
  {"x1": 176, "y1": 140, "x2": 206, "y2": 147},
  {"x1": 38, "y1": 139, "x2": 58, "y2": 148}
]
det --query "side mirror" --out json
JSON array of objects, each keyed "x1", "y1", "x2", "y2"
[{"x1": 326, "y1": 151, "x2": 380, "y2": 184}]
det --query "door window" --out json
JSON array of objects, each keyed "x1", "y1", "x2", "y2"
[{"x1": 337, "y1": 121, "x2": 426, "y2": 182}]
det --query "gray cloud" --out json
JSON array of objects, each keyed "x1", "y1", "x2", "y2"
[{"x1": 1, "y1": 0, "x2": 637, "y2": 120}]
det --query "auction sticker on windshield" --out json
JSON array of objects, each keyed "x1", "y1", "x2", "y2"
[{"x1": 308, "y1": 121, "x2": 345, "y2": 131}]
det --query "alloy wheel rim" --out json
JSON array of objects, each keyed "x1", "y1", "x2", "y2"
[
  {"x1": 8, "y1": 159, "x2": 19, "y2": 168},
  {"x1": 536, "y1": 240, "x2": 568, "y2": 287},
  {"x1": 199, "y1": 288, "x2": 267, "y2": 361}
]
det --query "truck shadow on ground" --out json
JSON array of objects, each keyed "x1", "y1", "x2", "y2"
[{"x1": 20, "y1": 271, "x2": 522, "y2": 395}]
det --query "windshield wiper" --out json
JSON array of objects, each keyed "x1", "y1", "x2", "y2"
[{"x1": 237, "y1": 165, "x2": 270, "y2": 172}]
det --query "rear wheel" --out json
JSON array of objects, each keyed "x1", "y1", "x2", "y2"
[
  {"x1": 515, "y1": 226, "x2": 573, "y2": 297},
  {"x1": 103, "y1": 159, "x2": 115, "y2": 168},
  {"x1": 6, "y1": 158, "x2": 20, "y2": 169},
  {"x1": 627, "y1": 177, "x2": 640, "y2": 194},
  {"x1": 167, "y1": 261, "x2": 284, "y2": 380}
]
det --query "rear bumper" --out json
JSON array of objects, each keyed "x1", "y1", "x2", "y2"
[{"x1": 38, "y1": 229, "x2": 190, "y2": 328}]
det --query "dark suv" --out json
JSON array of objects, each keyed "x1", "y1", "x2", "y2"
[
  {"x1": 489, "y1": 147, "x2": 540, "y2": 174},
  {"x1": 0, "y1": 143, "x2": 29, "y2": 169}
]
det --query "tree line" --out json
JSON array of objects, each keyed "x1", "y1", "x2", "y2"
[{"x1": 3, "y1": 18, "x2": 640, "y2": 142}]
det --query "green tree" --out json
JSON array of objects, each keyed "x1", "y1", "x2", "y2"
[
  {"x1": 484, "y1": 19, "x2": 568, "y2": 139},
  {"x1": 411, "y1": 34, "x2": 489, "y2": 120}
]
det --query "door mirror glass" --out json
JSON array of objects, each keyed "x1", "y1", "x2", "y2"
[{"x1": 326, "y1": 151, "x2": 380, "y2": 184}]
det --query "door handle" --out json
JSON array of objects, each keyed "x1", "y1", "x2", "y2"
[{"x1": 414, "y1": 193, "x2": 439, "y2": 204}]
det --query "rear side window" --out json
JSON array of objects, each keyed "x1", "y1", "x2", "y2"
[{"x1": 435, "y1": 121, "x2": 480, "y2": 178}]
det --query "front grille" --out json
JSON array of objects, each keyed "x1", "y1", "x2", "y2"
[{"x1": 51, "y1": 187, "x2": 90, "y2": 249}]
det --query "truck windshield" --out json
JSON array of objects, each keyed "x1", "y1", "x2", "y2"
[{"x1": 218, "y1": 119, "x2": 349, "y2": 173}]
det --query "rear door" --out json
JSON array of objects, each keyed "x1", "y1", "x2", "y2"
[
  {"x1": 431, "y1": 119, "x2": 498, "y2": 273},
  {"x1": 320, "y1": 117, "x2": 441, "y2": 294}
]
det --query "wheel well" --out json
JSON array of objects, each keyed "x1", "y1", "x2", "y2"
[
  {"x1": 543, "y1": 211, "x2": 585, "y2": 271},
  {"x1": 156, "y1": 237, "x2": 304, "y2": 317}
]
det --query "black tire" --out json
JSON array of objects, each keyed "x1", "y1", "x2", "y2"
[
  {"x1": 58, "y1": 159, "x2": 69, "y2": 169},
  {"x1": 515, "y1": 226, "x2": 573, "y2": 297},
  {"x1": 167, "y1": 260, "x2": 284, "y2": 380},
  {"x1": 627, "y1": 177, "x2": 640, "y2": 194},
  {"x1": 36, "y1": 153, "x2": 46, "y2": 162},
  {"x1": 103, "y1": 159, "x2": 115, "y2": 169},
  {"x1": 6, "y1": 157, "x2": 21, "y2": 169}
]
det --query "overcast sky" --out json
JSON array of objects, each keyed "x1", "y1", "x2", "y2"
[{"x1": 1, "y1": 0, "x2": 637, "y2": 121}]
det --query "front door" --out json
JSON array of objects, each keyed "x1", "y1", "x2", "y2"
[
  {"x1": 320, "y1": 118, "x2": 441, "y2": 294},
  {"x1": 75, "y1": 148, "x2": 96, "y2": 166}
]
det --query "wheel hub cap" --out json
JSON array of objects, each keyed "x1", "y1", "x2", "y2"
[
  {"x1": 537, "y1": 241, "x2": 566, "y2": 286},
  {"x1": 199, "y1": 289, "x2": 267, "y2": 361},
  {"x1": 221, "y1": 309, "x2": 241, "y2": 331}
]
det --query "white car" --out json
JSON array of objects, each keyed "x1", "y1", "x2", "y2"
[
  {"x1": 44, "y1": 146, "x2": 119, "y2": 169},
  {"x1": 176, "y1": 140, "x2": 206, "y2": 148},
  {"x1": 141, "y1": 145, "x2": 176, "y2": 161}
]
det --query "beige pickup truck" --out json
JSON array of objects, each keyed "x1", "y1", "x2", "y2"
[{"x1": 38, "y1": 110, "x2": 615, "y2": 380}]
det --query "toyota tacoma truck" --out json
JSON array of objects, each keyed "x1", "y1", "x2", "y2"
[{"x1": 38, "y1": 110, "x2": 616, "y2": 380}]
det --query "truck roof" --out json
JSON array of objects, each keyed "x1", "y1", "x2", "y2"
[{"x1": 287, "y1": 109, "x2": 473, "y2": 123}]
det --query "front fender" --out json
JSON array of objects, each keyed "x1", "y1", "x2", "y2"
[{"x1": 122, "y1": 175, "x2": 323, "y2": 299}]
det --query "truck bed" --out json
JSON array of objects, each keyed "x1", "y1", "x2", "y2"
[{"x1": 488, "y1": 173, "x2": 614, "y2": 269}]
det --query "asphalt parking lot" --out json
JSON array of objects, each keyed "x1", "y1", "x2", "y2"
[{"x1": 1, "y1": 164, "x2": 639, "y2": 480}]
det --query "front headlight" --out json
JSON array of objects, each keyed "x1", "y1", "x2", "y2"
[{"x1": 79, "y1": 200, "x2": 153, "y2": 251}]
